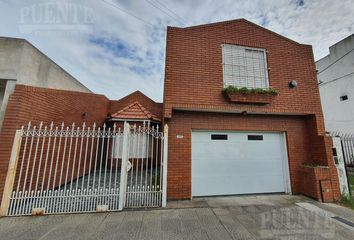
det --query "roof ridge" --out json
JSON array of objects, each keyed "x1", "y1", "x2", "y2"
[
  {"x1": 134, "y1": 102, "x2": 154, "y2": 119},
  {"x1": 114, "y1": 90, "x2": 161, "y2": 104},
  {"x1": 168, "y1": 18, "x2": 304, "y2": 46},
  {"x1": 170, "y1": 18, "x2": 244, "y2": 30},
  {"x1": 110, "y1": 101, "x2": 160, "y2": 121},
  {"x1": 113, "y1": 101, "x2": 137, "y2": 116}
]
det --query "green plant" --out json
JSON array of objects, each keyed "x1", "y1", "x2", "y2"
[
  {"x1": 348, "y1": 172, "x2": 354, "y2": 186},
  {"x1": 340, "y1": 194, "x2": 354, "y2": 210},
  {"x1": 222, "y1": 86, "x2": 279, "y2": 96},
  {"x1": 239, "y1": 87, "x2": 250, "y2": 94}
]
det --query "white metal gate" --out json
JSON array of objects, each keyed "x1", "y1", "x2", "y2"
[
  {"x1": 0, "y1": 122, "x2": 168, "y2": 216},
  {"x1": 331, "y1": 133, "x2": 354, "y2": 198}
]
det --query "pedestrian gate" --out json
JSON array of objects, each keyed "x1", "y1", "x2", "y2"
[{"x1": 0, "y1": 122, "x2": 168, "y2": 216}]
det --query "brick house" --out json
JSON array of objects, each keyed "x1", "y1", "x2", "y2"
[
  {"x1": 163, "y1": 19, "x2": 340, "y2": 202},
  {"x1": 0, "y1": 19, "x2": 341, "y2": 209}
]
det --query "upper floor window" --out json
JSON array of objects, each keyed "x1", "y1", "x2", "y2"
[{"x1": 222, "y1": 44, "x2": 269, "y2": 89}]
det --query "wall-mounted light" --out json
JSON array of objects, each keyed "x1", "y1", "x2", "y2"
[
  {"x1": 82, "y1": 112, "x2": 88, "y2": 119},
  {"x1": 289, "y1": 80, "x2": 298, "y2": 88}
]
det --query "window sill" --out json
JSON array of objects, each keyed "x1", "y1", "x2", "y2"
[{"x1": 225, "y1": 92, "x2": 276, "y2": 105}]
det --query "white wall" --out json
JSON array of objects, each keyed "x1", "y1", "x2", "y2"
[
  {"x1": 0, "y1": 80, "x2": 6, "y2": 110},
  {"x1": 0, "y1": 37, "x2": 91, "y2": 92},
  {"x1": 0, "y1": 37, "x2": 92, "y2": 131},
  {"x1": 18, "y1": 41, "x2": 91, "y2": 92},
  {"x1": 320, "y1": 74, "x2": 354, "y2": 133},
  {"x1": 0, "y1": 80, "x2": 15, "y2": 130},
  {"x1": 317, "y1": 34, "x2": 354, "y2": 133}
]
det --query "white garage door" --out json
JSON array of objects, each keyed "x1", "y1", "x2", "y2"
[{"x1": 192, "y1": 131, "x2": 290, "y2": 196}]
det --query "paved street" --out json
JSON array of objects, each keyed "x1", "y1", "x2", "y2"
[{"x1": 0, "y1": 194, "x2": 353, "y2": 239}]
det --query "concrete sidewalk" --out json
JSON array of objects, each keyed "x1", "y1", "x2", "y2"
[{"x1": 0, "y1": 194, "x2": 353, "y2": 240}]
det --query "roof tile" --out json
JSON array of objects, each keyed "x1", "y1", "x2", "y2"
[{"x1": 110, "y1": 101, "x2": 161, "y2": 122}]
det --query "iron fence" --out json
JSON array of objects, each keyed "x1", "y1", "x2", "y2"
[{"x1": 0, "y1": 121, "x2": 168, "y2": 216}]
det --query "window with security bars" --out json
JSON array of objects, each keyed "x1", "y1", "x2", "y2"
[{"x1": 222, "y1": 44, "x2": 269, "y2": 89}]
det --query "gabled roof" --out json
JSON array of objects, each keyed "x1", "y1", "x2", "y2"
[
  {"x1": 115, "y1": 90, "x2": 152, "y2": 103},
  {"x1": 109, "y1": 90, "x2": 163, "y2": 120},
  {"x1": 168, "y1": 18, "x2": 306, "y2": 47},
  {"x1": 110, "y1": 101, "x2": 161, "y2": 122}
]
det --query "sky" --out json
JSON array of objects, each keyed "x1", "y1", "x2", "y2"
[{"x1": 0, "y1": 0, "x2": 353, "y2": 102}]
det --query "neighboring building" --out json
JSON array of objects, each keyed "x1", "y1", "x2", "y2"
[
  {"x1": 316, "y1": 34, "x2": 354, "y2": 133},
  {"x1": 163, "y1": 19, "x2": 339, "y2": 201},
  {"x1": 0, "y1": 37, "x2": 91, "y2": 130}
]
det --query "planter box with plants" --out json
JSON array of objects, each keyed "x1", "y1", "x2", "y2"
[
  {"x1": 298, "y1": 163, "x2": 334, "y2": 202},
  {"x1": 222, "y1": 86, "x2": 278, "y2": 104},
  {"x1": 299, "y1": 163, "x2": 331, "y2": 183},
  {"x1": 300, "y1": 163, "x2": 331, "y2": 178}
]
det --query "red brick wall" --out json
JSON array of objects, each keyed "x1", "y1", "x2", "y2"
[
  {"x1": 0, "y1": 85, "x2": 109, "y2": 202},
  {"x1": 298, "y1": 166, "x2": 339, "y2": 202},
  {"x1": 163, "y1": 19, "x2": 339, "y2": 201},
  {"x1": 165, "y1": 111, "x2": 340, "y2": 201},
  {"x1": 163, "y1": 20, "x2": 323, "y2": 126}
]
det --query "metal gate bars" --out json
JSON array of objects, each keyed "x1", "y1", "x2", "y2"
[
  {"x1": 331, "y1": 133, "x2": 354, "y2": 198},
  {"x1": 0, "y1": 121, "x2": 168, "y2": 216}
]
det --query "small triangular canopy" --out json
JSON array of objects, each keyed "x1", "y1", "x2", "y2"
[{"x1": 110, "y1": 101, "x2": 161, "y2": 122}]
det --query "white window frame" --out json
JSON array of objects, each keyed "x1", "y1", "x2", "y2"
[
  {"x1": 222, "y1": 44, "x2": 270, "y2": 89},
  {"x1": 114, "y1": 132, "x2": 152, "y2": 159}
]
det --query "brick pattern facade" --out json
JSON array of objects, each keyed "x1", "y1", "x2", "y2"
[
  {"x1": 163, "y1": 19, "x2": 340, "y2": 202},
  {"x1": 0, "y1": 85, "x2": 162, "y2": 204},
  {"x1": 226, "y1": 92, "x2": 276, "y2": 104},
  {"x1": 109, "y1": 91, "x2": 162, "y2": 121},
  {"x1": 298, "y1": 166, "x2": 338, "y2": 202},
  {"x1": 164, "y1": 20, "x2": 323, "y2": 123},
  {"x1": 165, "y1": 111, "x2": 340, "y2": 201},
  {"x1": 0, "y1": 85, "x2": 110, "y2": 202}
]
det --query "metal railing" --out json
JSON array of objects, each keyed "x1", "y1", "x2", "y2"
[
  {"x1": 0, "y1": 121, "x2": 168, "y2": 216},
  {"x1": 330, "y1": 132, "x2": 354, "y2": 167},
  {"x1": 330, "y1": 132, "x2": 354, "y2": 198}
]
